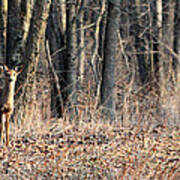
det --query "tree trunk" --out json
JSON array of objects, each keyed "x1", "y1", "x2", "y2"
[
  {"x1": 19, "y1": 0, "x2": 51, "y2": 123},
  {"x1": 6, "y1": 0, "x2": 21, "y2": 65},
  {"x1": 0, "y1": 0, "x2": 7, "y2": 62},
  {"x1": 91, "y1": 0, "x2": 106, "y2": 97},
  {"x1": 174, "y1": 0, "x2": 180, "y2": 83},
  {"x1": 23, "y1": 0, "x2": 51, "y2": 79},
  {"x1": 100, "y1": 0, "x2": 120, "y2": 121},
  {"x1": 134, "y1": 0, "x2": 149, "y2": 84},
  {"x1": 77, "y1": 0, "x2": 87, "y2": 84},
  {"x1": 65, "y1": 1, "x2": 78, "y2": 110},
  {"x1": 162, "y1": 0, "x2": 175, "y2": 87},
  {"x1": 156, "y1": 0, "x2": 163, "y2": 94},
  {"x1": 6, "y1": 0, "x2": 32, "y2": 67},
  {"x1": 46, "y1": 0, "x2": 65, "y2": 117}
]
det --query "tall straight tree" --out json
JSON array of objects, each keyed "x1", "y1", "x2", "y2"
[
  {"x1": 19, "y1": 0, "x2": 51, "y2": 123},
  {"x1": 162, "y1": 0, "x2": 175, "y2": 88},
  {"x1": 100, "y1": 0, "x2": 120, "y2": 121},
  {"x1": 77, "y1": 0, "x2": 87, "y2": 84},
  {"x1": 174, "y1": 0, "x2": 180, "y2": 84},
  {"x1": 153, "y1": 0, "x2": 163, "y2": 97},
  {"x1": 6, "y1": 0, "x2": 21, "y2": 65},
  {"x1": 66, "y1": 0, "x2": 78, "y2": 111},
  {"x1": 134, "y1": 0, "x2": 149, "y2": 84},
  {"x1": 91, "y1": 0, "x2": 106, "y2": 97},
  {"x1": 46, "y1": 0, "x2": 66, "y2": 117},
  {"x1": 6, "y1": 0, "x2": 32, "y2": 67},
  {"x1": 0, "y1": 0, "x2": 7, "y2": 61}
]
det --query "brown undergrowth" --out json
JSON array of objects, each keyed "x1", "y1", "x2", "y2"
[{"x1": 0, "y1": 118, "x2": 179, "y2": 179}]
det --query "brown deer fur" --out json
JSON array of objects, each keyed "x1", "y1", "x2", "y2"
[{"x1": 0, "y1": 64, "x2": 22, "y2": 146}]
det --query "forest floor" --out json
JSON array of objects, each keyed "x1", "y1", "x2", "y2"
[{"x1": 0, "y1": 119, "x2": 179, "y2": 179}]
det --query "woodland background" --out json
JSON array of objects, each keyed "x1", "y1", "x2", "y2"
[{"x1": 0, "y1": 0, "x2": 179, "y2": 179}]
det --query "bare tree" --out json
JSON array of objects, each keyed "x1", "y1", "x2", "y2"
[
  {"x1": 6, "y1": 0, "x2": 32, "y2": 67},
  {"x1": 19, "y1": 0, "x2": 51, "y2": 123},
  {"x1": 46, "y1": 0, "x2": 66, "y2": 117},
  {"x1": 77, "y1": 0, "x2": 88, "y2": 84},
  {"x1": 174, "y1": 0, "x2": 180, "y2": 83},
  {"x1": 65, "y1": 0, "x2": 78, "y2": 111},
  {"x1": 0, "y1": 0, "x2": 7, "y2": 62},
  {"x1": 100, "y1": 0, "x2": 120, "y2": 121}
]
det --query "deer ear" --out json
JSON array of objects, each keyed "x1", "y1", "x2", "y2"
[
  {"x1": 0, "y1": 63, "x2": 8, "y2": 72},
  {"x1": 14, "y1": 64, "x2": 24, "y2": 73},
  {"x1": 0, "y1": 65, "x2": 4, "y2": 72}
]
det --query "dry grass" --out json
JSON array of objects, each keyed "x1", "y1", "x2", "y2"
[
  {"x1": 0, "y1": 117, "x2": 179, "y2": 179},
  {"x1": 0, "y1": 55, "x2": 179, "y2": 179}
]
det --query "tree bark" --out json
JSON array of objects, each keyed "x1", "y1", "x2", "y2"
[
  {"x1": 65, "y1": 1, "x2": 78, "y2": 109},
  {"x1": 18, "y1": 0, "x2": 51, "y2": 123},
  {"x1": 6, "y1": 0, "x2": 32, "y2": 67},
  {"x1": 134, "y1": 0, "x2": 149, "y2": 84},
  {"x1": 174, "y1": 0, "x2": 180, "y2": 83},
  {"x1": 162, "y1": 0, "x2": 175, "y2": 86},
  {"x1": 23, "y1": 0, "x2": 51, "y2": 78},
  {"x1": 91, "y1": 0, "x2": 106, "y2": 97},
  {"x1": 156, "y1": 0, "x2": 163, "y2": 94},
  {"x1": 100, "y1": 0, "x2": 120, "y2": 121},
  {"x1": 46, "y1": 0, "x2": 65, "y2": 117},
  {"x1": 0, "y1": 0, "x2": 7, "y2": 62},
  {"x1": 77, "y1": 0, "x2": 87, "y2": 84},
  {"x1": 6, "y1": 0, "x2": 21, "y2": 65}
]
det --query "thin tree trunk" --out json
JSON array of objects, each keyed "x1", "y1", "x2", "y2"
[
  {"x1": 0, "y1": 0, "x2": 7, "y2": 62},
  {"x1": 100, "y1": 0, "x2": 120, "y2": 121},
  {"x1": 91, "y1": 0, "x2": 106, "y2": 97},
  {"x1": 163, "y1": 0, "x2": 175, "y2": 86},
  {"x1": 57, "y1": 0, "x2": 66, "y2": 36},
  {"x1": 156, "y1": 0, "x2": 164, "y2": 95},
  {"x1": 135, "y1": 0, "x2": 149, "y2": 84},
  {"x1": 78, "y1": 0, "x2": 87, "y2": 84},
  {"x1": 46, "y1": 0, "x2": 65, "y2": 117}
]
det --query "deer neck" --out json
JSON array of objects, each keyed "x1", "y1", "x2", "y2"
[{"x1": 5, "y1": 80, "x2": 16, "y2": 105}]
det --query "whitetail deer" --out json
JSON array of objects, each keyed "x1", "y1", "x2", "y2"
[{"x1": 0, "y1": 63, "x2": 22, "y2": 146}]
